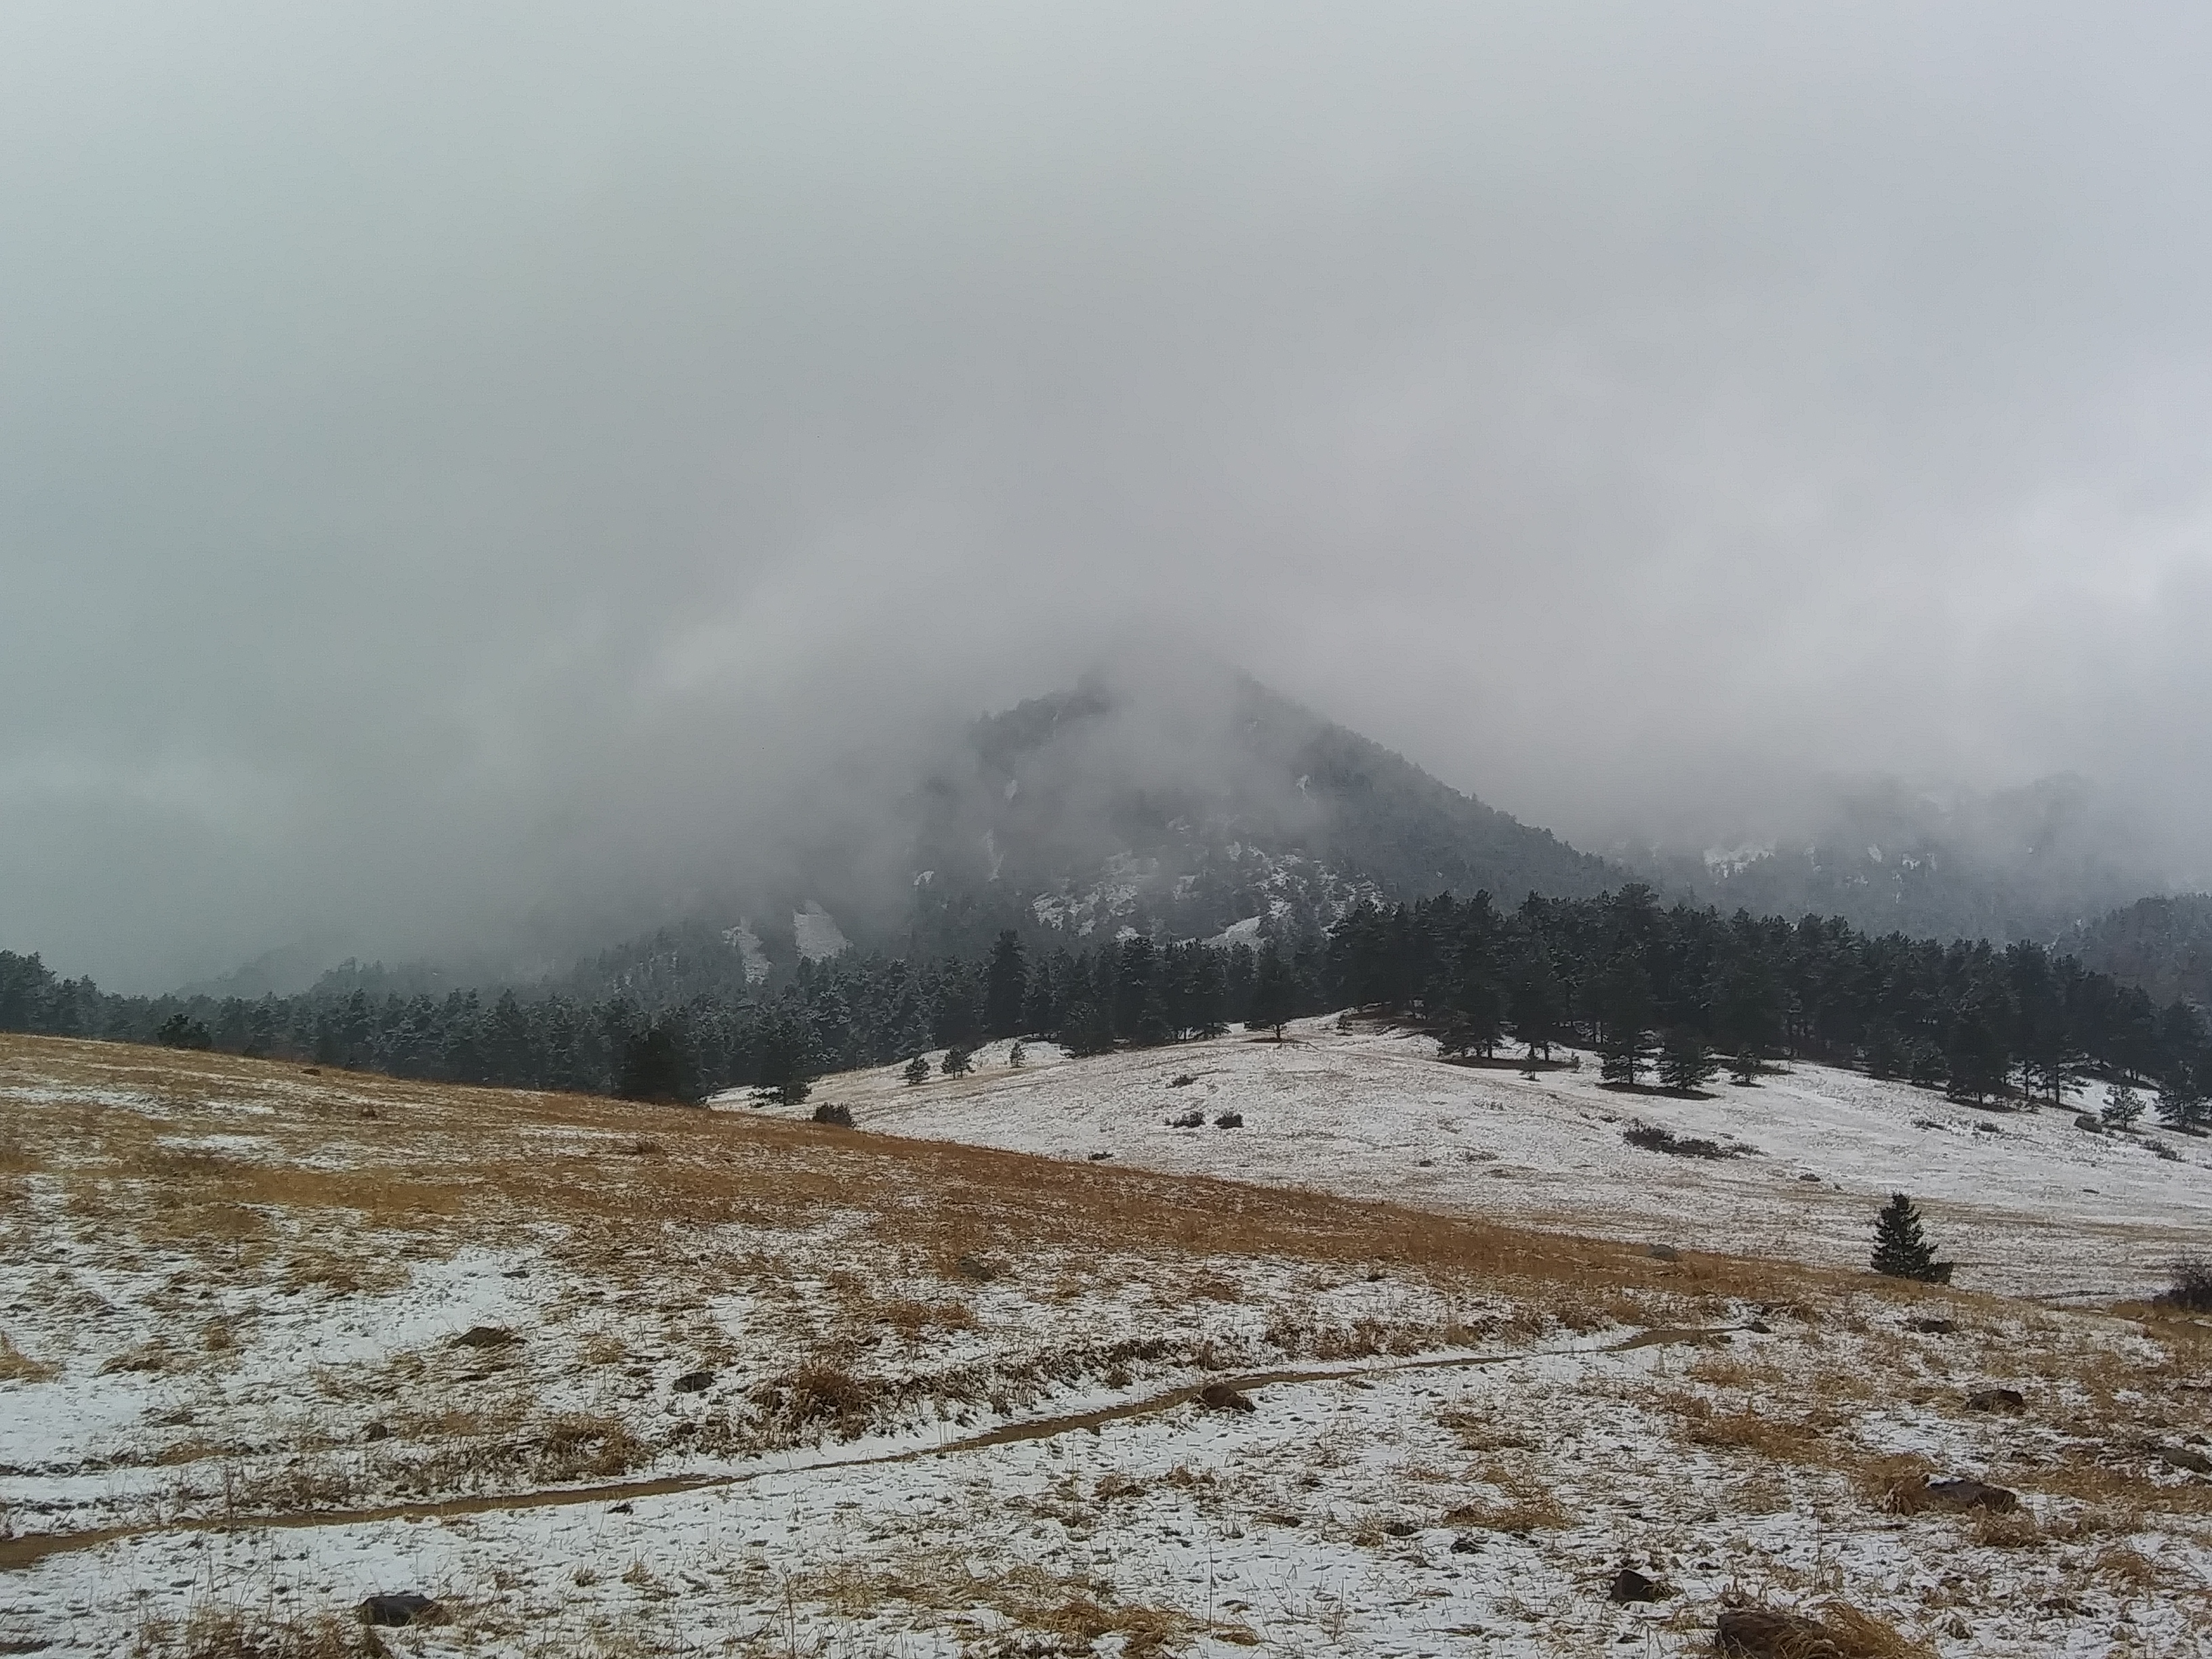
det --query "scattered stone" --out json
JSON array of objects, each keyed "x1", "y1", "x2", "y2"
[
  {"x1": 1797, "y1": 1172, "x2": 1822, "y2": 1182},
  {"x1": 301, "y1": 1067, "x2": 321, "y2": 1076},
  {"x1": 2157, "y1": 1444, "x2": 2212, "y2": 1475},
  {"x1": 362, "y1": 1420, "x2": 392, "y2": 1442},
  {"x1": 1086, "y1": 1150, "x2": 1113, "y2": 1161},
  {"x1": 810, "y1": 1103, "x2": 853, "y2": 1127},
  {"x1": 1743, "y1": 1318, "x2": 1772, "y2": 1334},
  {"x1": 1380, "y1": 1520, "x2": 1418, "y2": 1538},
  {"x1": 1168, "y1": 1074, "x2": 1197, "y2": 1088},
  {"x1": 1168, "y1": 1110, "x2": 1205, "y2": 1128},
  {"x1": 672, "y1": 1370, "x2": 714, "y2": 1394},
  {"x1": 359, "y1": 1593, "x2": 440, "y2": 1628},
  {"x1": 1965, "y1": 1387, "x2": 2025, "y2": 1415},
  {"x1": 1450, "y1": 1534, "x2": 1480, "y2": 1555},
  {"x1": 1907, "y1": 1317, "x2": 1956, "y2": 1334},
  {"x1": 954, "y1": 1253, "x2": 1000, "y2": 1283},
  {"x1": 1213, "y1": 1111, "x2": 1244, "y2": 1128},
  {"x1": 610, "y1": 1501, "x2": 634, "y2": 1513},
  {"x1": 452, "y1": 1326, "x2": 520, "y2": 1349},
  {"x1": 1607, "y1": 1567, "x2": 1668, "y2": 1603},
  {"x1": 1919, "y1": 1477, "x2": 2019, "y2": 1513},
  {"x1": 1715, "y1": 1608, "x2": 1841, "y2": 1657},
  {"x1": 2075, "y1": 1113, "x2": 2105, "y2": 1132},
  {"x1": 1197, "y1": 1382, "x2": 1255, "y2": 1413},
  {"x1": 2040, "y1": 1595, "x2": 2085, "y2": 1615},
  {"x1": 1646, "y1": 1244, "x2": 1680, "y2": 1263}
]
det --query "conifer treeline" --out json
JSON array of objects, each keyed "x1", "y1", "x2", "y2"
[
  {"x1": 1326, "y1": 886, "x2": 2209, "y2": 1121},
  {"x1": 1, "y1": 882, "x2": 2206, "y2": 1121}
]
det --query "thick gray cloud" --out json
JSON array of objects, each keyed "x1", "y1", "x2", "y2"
[{"x1": 4, "y1": 3, "x2": 2209, "y2": 987}]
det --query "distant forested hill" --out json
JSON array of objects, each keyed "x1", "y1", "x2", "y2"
[{"x1": 2063, "y1": 895, "x2": 2212, "y2": 1011}]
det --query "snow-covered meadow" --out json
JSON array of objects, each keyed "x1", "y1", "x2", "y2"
[
  {"x1": 5, "y1": 1031, "x2": 2211, "y2": 1656},
  {"x1": 755, "y1": 1016, "x2": 2212, "y2": 1304}
]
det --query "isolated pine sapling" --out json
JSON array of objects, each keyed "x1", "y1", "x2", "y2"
[
  {"x1": 1727, "y1": 1048, "x2": 1761, "y2": 1086},
  {"x1": 941, "y1": 1045, "x2": 974, "y2": 1078},
  {"x1": 1656, "y1": 1027, "x2": 1718, "y2": 1094},
  {"x1": 901, "y1": 1054, "x2": 930, "y2": 1087},
  {"x1": 2100, "y1": 1081, "x2": 2146, "y2": 1131},
  {"x1": 1870, "y1": 1193, "x2": 1951, "y2": 1284},
  {"x1": 1007, "y1": 1040, "x2": 1026, "y2": 1068}
]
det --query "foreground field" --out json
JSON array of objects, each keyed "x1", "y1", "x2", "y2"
[
  {"x1": 4, "y1": 1033, "x2": 2211, "y2": 1656},
  {"x1": 761, "y1": 1016, "x2": 2212, "y2": 1304}
]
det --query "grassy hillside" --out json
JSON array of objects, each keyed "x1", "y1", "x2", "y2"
[{"x1": 3, "y1": 1034, "x2": 2209, "y2": 1655}]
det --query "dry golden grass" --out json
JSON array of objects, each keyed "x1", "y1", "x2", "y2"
[
  {"x1": 801, "y1": 1553, "x2": 1200, "y2": 1657},
  {"x1": 0, "y1": 1331, "x2": 57, "y2": 1382},
  {"x1": 0, "y1": 1033, "x2": 1824, "y2": 1316},
  {"x1": 1441, "y1": 1469, "x2": 1568, "y2": 1532}
]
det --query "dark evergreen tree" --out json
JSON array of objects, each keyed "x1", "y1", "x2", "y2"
[
  {"x1": 1591, "y1": 954, "x2": 1656, "y2": 1086},
  {"x1": 1944, "y1": 1000, "x2": 2009, "y2": 1105},
  {"x1": 983, "y1": 931, "x2": 1027, "y2": 1038},
  {"x1": 618, "y1": 1020, "x2": 696, "y2": 1104},
  {"x1": 941, "y1": 1044, "x2": 973, "y2": 1078},
  {"x1": 155, "y1": 1012, "x2": 212, "y2": 1050},
  {"x1": 1059, "y1": 996, "x2": 1117, "y2": 1057},
  {"x1": 2155, "y1": 1066, "x2": 2209, "y2": 1134},
  {"x1": 1870, "y1": 1193, "x2": 1948, "y2": 1282},
  {"x1": 933, "y1": 976, "x2": 981, "y2": 1050},
  {"x1": 1509, "y1": 949, "x2": 1563, "y2": 1060},
  {"x1": 1246, "y1": 943, "x2": 1295, "y2": 1040},
  {"x1": 1657, "y1": 1026, "x2": 1718, "y2": 1094},
  {"x1": 752, "y1": 1010, "x2": 815, "y2": 1106},
  {"x1": 901, "y1": 1053, "x2": 930, "y2": 1086},
  {"x1": 1862, "y1": 1020, "x2": 1908, "y2": 1080},
  {"x1": 1180, "y1": 945, "x2": 1229, "y2": 1038},
  {"x1": 1022, "y1": 954, "x2": 1065, "y2": 1038}
]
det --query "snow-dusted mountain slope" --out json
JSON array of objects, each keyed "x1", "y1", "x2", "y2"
[
  {"x1": 895, "y1": 670, "x2": 1619, "y2": 957},
  {"x1": 740, "y1": 1018, "x2": 2212, "y2": 1303}
]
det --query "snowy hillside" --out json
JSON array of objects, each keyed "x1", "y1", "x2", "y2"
[
  {"x1": 743, "y1": 1018, "x2": 2212, "y2": 1303},
  {"x1": 9, "y1": 1032, "x2": 2212, "y2": 1656}
]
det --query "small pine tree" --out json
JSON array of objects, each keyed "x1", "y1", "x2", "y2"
[
  {"x1": 1656, "y1": 1027, "x2": 1718, "y2": 1094},
  {"x1": 2101, "y1": 1081, "x2": 2145, "y2": 1130},
  {"x1": 1727, "y1": 1047, "x2": 1761, "y2": 1086},
  {"x1": 901, "y1": 1053, "x2": 930, "y2": 1087},
  {"x1": 1870, "y1": 1193, "x2": 1946, "y2": 1283},
  {"x1": 1008, "y1": 1040, "x2": 1026, "y2": 1068},
  {"x1": 941, "y1": 1045, "x2": 974, "y2": 1078}
]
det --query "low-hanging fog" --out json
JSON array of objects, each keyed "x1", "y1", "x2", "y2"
[{"x1": 5, "y1": 3, "x2": 2211, "y2": 990}]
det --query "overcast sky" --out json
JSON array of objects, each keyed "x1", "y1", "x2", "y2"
[{"x1": 5, "y1": 3, "x2": 2211, "y2": 989}]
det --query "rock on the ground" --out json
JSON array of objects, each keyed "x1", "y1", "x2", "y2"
[{"x1": 360, "y1": 1593, "x2": 440, "y2": 1627}]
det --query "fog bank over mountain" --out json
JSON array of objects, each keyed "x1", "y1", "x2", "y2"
[{"x1": 5, "y1": 4, "x2": 2212, "y2": 989}]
